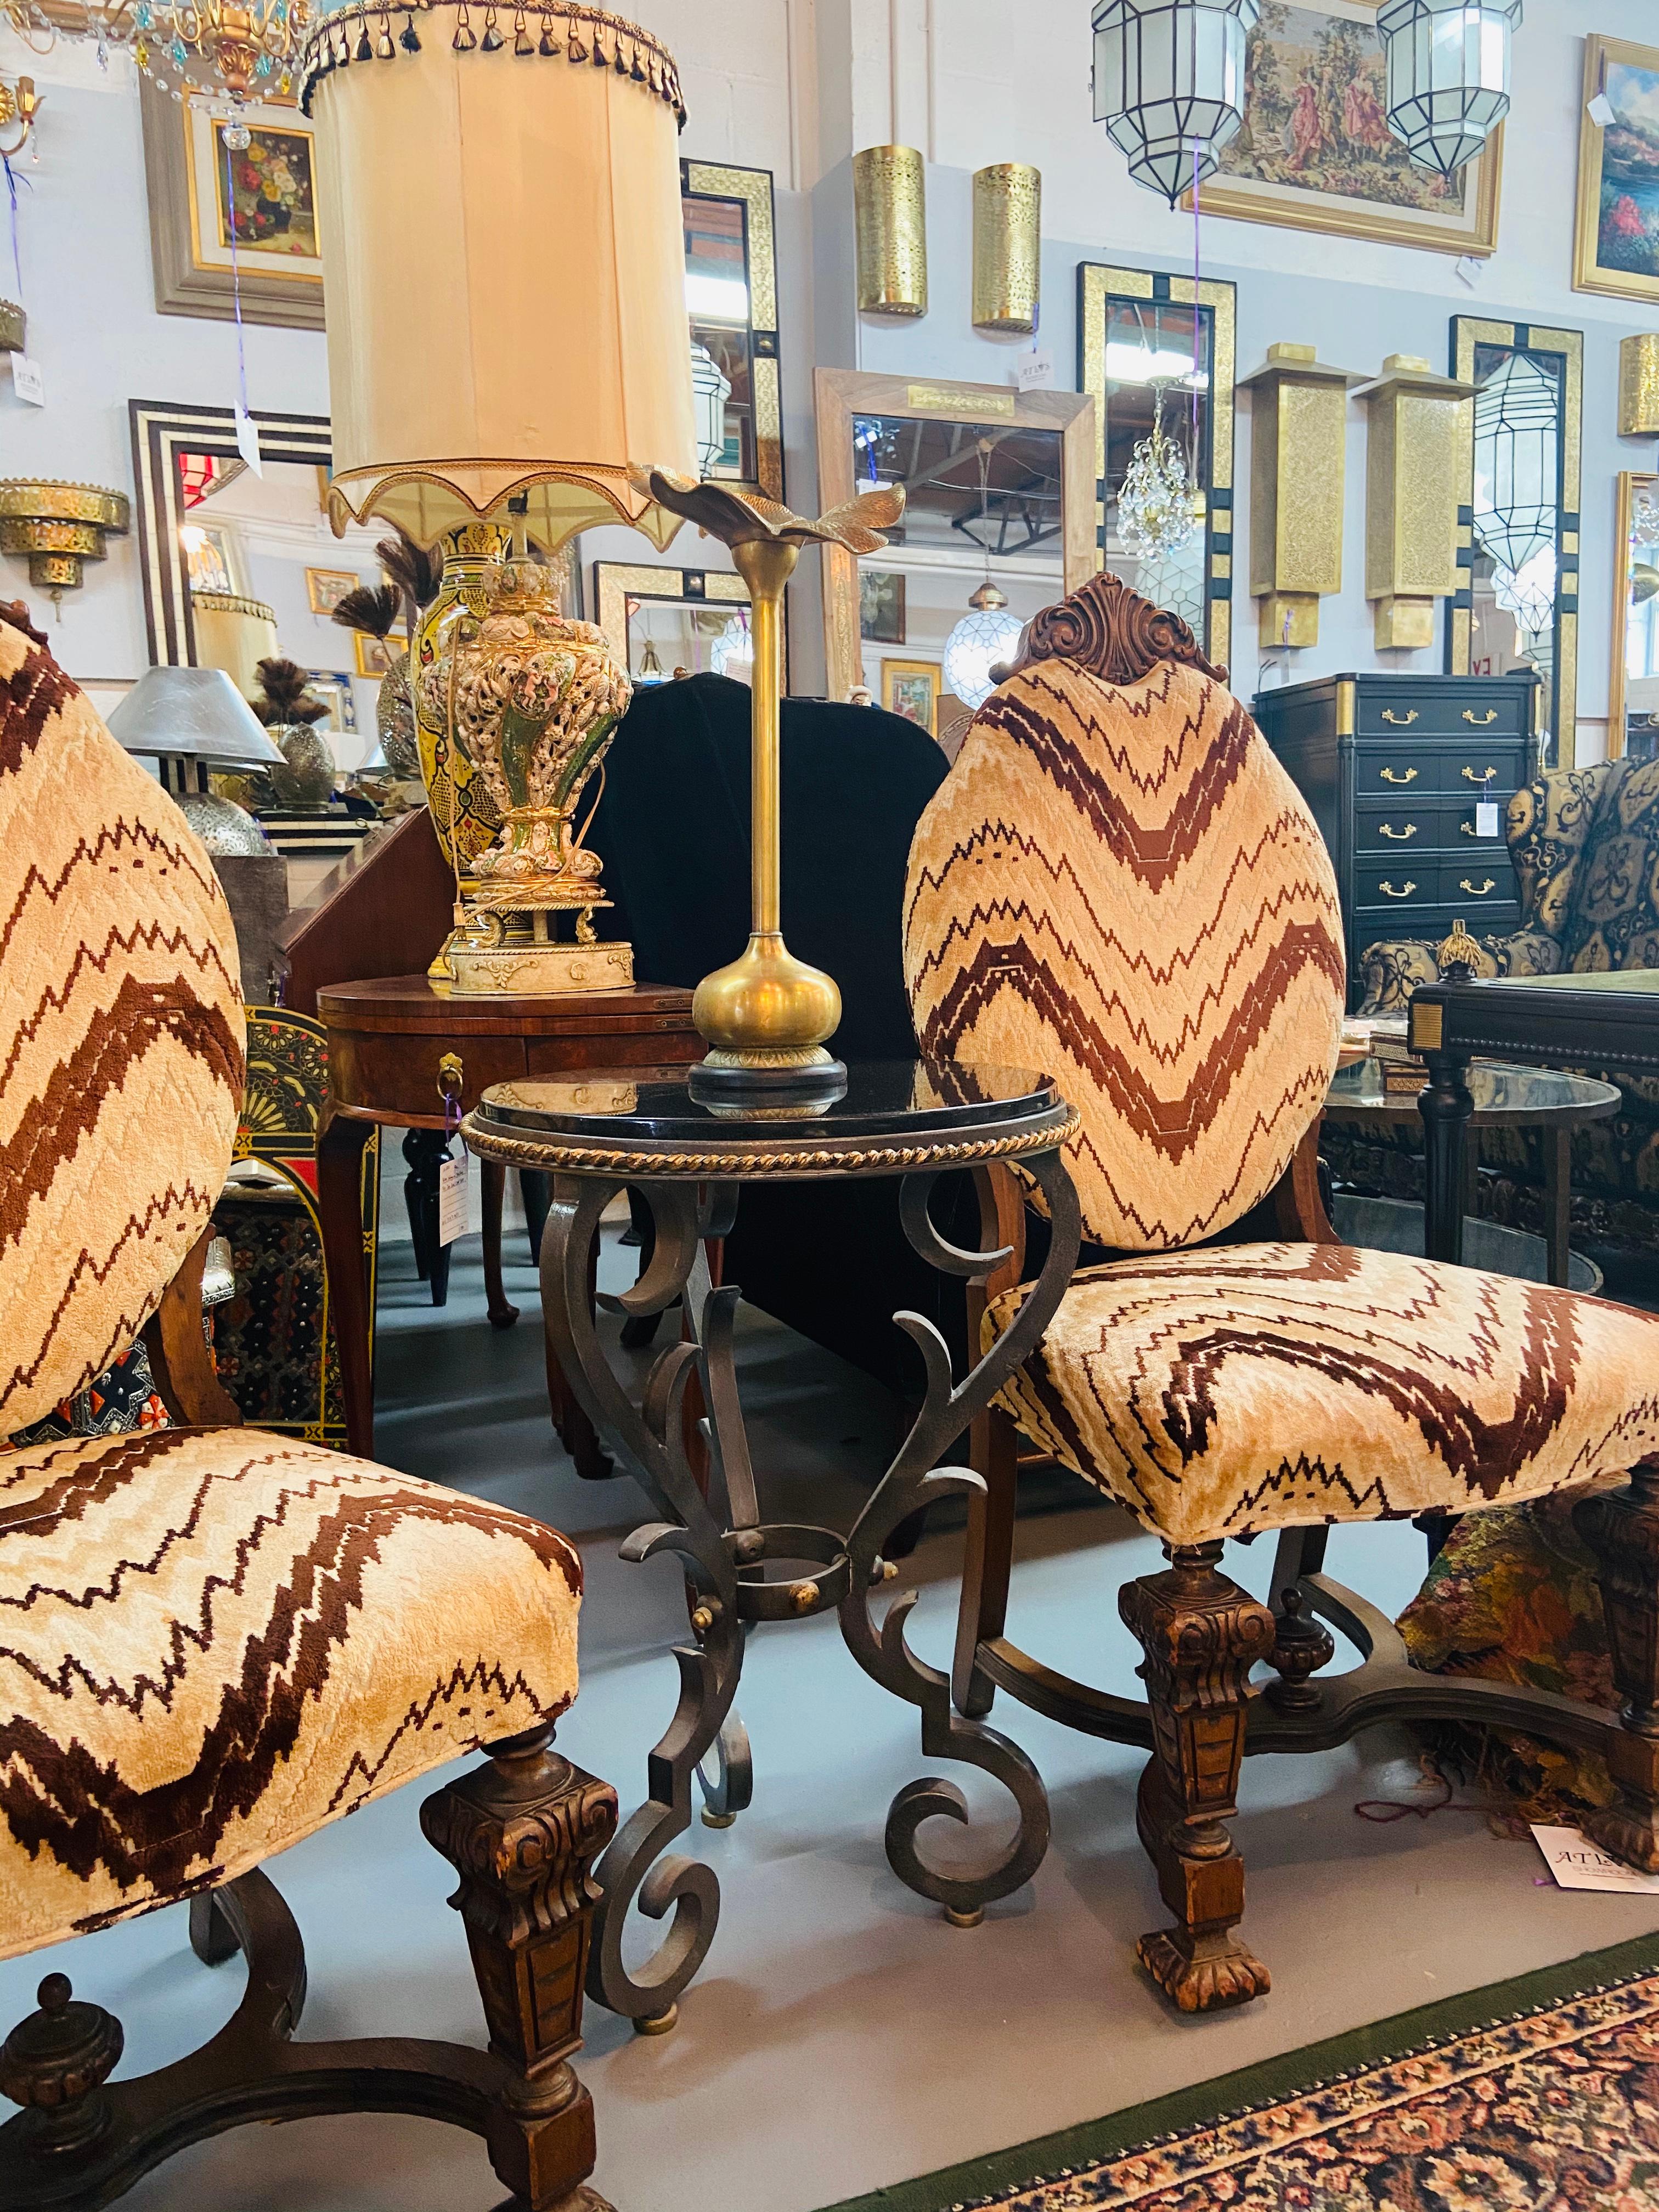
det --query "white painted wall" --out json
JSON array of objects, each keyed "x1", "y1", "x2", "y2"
[{"x1": 5, "y1": 1, "x2": 1656, "y2": 758}]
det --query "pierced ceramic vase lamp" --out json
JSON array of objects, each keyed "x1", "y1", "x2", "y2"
[
  {"x1": 631, "y1": 471, "x2": 904, "y2": 1098},
  {"x1": 304, "y1": 4, "x2": 697, "y2": 994}
]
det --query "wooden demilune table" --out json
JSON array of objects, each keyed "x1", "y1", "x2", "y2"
[
  {"x1": 1408, "y1": 971, "x2": 1659, "y2": 1267},
  {"x1": 315, "y1": 975, "x2": 701, "y2": 1460}
]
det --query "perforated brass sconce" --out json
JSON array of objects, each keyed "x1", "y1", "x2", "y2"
[
  {"x1": 853, "y1": 145, "x2": 927, "y2": 318},
  {"x1": 1356, "y1": 354, "x2": 1475, "y2": 651},
  {"x1": 972, "y1": 163, "x2": 1040, "y2": 334},
  {"x1": 1239, "y1": 343, "x2": 1363, "y2": 648},
  {"x1": 0, "y1": 301, "x2": 22, "y2": 355},
  {"x1": 1620, "y1": 335, "x2": 1659, "y2": 439},
  {"x1": 0, "y1": 481, "x2": 131, "y2": 595}
]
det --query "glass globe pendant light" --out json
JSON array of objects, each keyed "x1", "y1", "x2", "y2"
[
  {"x1": 941, "y1": 439, "x2": 1025, "y2": 714},
  {"x1": 1091, "y1": 0, "x2": 1261, "y2": 206},
  {"x1": 1375, "y1": 0, "x2": 1522, "y2": 178}
]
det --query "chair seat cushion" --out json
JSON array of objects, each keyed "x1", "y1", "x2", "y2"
[
  {"x1": 0, "y1": 1428, "x2": 582, "y2": 1960},
  {"x1": 986, "y1": 1242, "x2": 1659, "y2": 1548}
]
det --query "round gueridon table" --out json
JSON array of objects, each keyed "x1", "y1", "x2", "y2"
[
  {"x1": 1324, "y1": 1057, "x2": 1620, "y2": 1289},
  {"x1": 462, "y1": 1058, "x2": 1081, "y2": 2034}
]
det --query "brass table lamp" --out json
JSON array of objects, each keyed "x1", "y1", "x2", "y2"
[{"x1": 631, "y1": 470, "x2": 904, "y2": 1096}]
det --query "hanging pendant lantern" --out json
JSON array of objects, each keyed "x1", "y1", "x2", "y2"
[
  {"x1": 691, "y1": 341, "x2": 733, "y2": 479},
  {"x1": 1471, "y1": 348, "x2": 1558, "y2": 637},
  {"x1": 1375, "y1": 0, "x2": 1522, "y2": 178},
  {"x1": 941, "y1": 441, "x2": 1025, "y2": 714},
  {"x1": 1091, "y1": 0, "x2": 1261, "y2": 207}
]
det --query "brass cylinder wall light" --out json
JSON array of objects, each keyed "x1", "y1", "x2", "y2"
[
  {"x1": 853, "y1": 145, "x2": 927, "y2": 318},
  {"x1": 0, "y1": 481, "x2": 130, "y2": 597},
  {"x1": 1620, "y1": 335, "x2": 1659, "y2": 438},
  {"x1": 1238, "y1": 343, "x2": 1363, "y2": 649},
  {"x1": 1356, "y1": 354, "x2": 1476, "y2": 651},
  {"x1": 972, "y1": 163, "x2": 1041, "y2": 334}
]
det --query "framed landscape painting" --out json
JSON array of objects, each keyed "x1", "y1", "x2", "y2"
[
  {"x1": 1575, "y1": 36, "x2": 1659, "y2": 303},
  {"x1": 882, "y1": 658, "x2": 939, "y2": 735},
  {"x1": 1187, "y1": 0, "x2": 1502, "y2": 256}
]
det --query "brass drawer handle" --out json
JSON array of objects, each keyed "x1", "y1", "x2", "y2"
[
  {"x1": 1379, "y1": 766, "x2": 1418, "y2": 785},
  {"x1": 1461, "y1": 764, "x2": 1498, "y2": 783},
  {"x1": 1378, "y1": 880, "x2": 1418, "y2": 898},
  {"x1": 1459, "y1": 878, "x2": 1498, "y2": 896},
  {"x1": 437, "y1": 1051, "x2": 464, "y2": 1105},
  {"x1": 1378, "y1": 823, "x2": 1418, "y2": 839},
  {"x1": 1463, "y1": 707, "x2": 1499, "y2": 725},
  {"x1": 1381, "y1": 708, "x2": 1419, "y2": 725}
]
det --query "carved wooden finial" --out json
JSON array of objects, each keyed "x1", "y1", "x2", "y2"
[{"x1": 1017, "y1": 571, "x2": 1228, "y2": 689}]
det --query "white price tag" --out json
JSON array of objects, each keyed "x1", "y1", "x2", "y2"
[
  {"x1": 1454, "y1": 255, "x2": 1485, "y2": 289},
  {"x1": 1016, "y1": 348, "x2": 1055, "y2": 392},
  {"x1": 437, "y1": 1149, "x2": 469, "y2": 1247},
  {"x1": 9, "y1": 353, "x2": 44, "y2": 407},
  {"x1": 1588, "y1": 92, "x2": 1616, "y2": 128},
  {"x1": 1475, "y1": 800, "x2": 1500, "y2": 837},
  {"x1": 234, "y1": 406, "x2": 264, "y2": 477},
  {"x1": 1533, "y1": 1823, "x2": 1659, "y2": 1894}
]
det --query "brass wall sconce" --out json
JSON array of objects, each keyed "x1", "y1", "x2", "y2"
[
  {"x1": 853, "y1": 145, "x2": 927, "y2": 318},
  {"x1": 972, "y1": 163, "x2": 1040, "y2": 334},
  {"x1": 0, "y1": 75, "x2": 40, "y2": 159},
  {"x1": 1239, "y1": 343, "x2": 1363, "y2": 648},
  {"x1": 0, "y1": 481, "x2": 132, "y2": 597},
  {"x1": 1356, "y1": 354, "x2": 1475, "y2": 651},
  {"x1": 1620, "y1": 335, "x2": 1659, "y2": 439}
]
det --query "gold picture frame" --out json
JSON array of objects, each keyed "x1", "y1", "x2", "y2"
[
  {"x1": 1447, "y1": 317, "x2": 1582, "y2": 769},
  {"x1": 306, "y1": 568, "x2": 359, "y2": 617},
  {"x1": 1574, "y1": 35, "x2": 1659, "y2": 303},
  {"x1": 592, "y1": 562, "x2": 758, "y2": 684},
  {"x1": 353, "y1": 629, "x2": 408, "y2": 680},
  {"x1": 1078, "y1": 264, "x2": 1237, "y2": 673},
  {"x1": 1183, "y1": 2, "x2": 1502, "y2": 257},
  {"x1": 140, "y1": 75, "x2": 325, "y2": 330},
  {"x1": 1609, "y1": 471, "x2": 1659, "y2": 761},
  {"x1": 683, "y1": 160, "x2": 784, "y2": 505},
  {"x1": 813, "y1": 368, "x2": 1096, "y2": 702},
  {"x1": 882, "y1": 658, "x2": 941, "y2": 736}
]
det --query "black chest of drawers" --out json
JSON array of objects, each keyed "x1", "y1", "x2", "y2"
[{"x1": 1251, "y1": 670, "x2": 1543, "y2": 1007}]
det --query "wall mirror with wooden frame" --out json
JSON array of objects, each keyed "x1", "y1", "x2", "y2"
[
  {"x1": 1077, "y1": 263, "x2": 1237, "y2": 674},
  {"x1": 812, "y1": 369, "x2": 1094, "y2": 718},
  {"x1": 1447, "y1": 317, "x2": 1583, "y2": 767},
  {"x1": 592, "y1": 561, "x2": 760, "y2": 690},
  {"x1": 1611, "y1": 471, "x2": 1659, "y2": 765},
  {"x1": 683, "y1": 160, "x2": 783, "y2": 505}
]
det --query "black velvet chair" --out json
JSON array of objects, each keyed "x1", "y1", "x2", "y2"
[{"x1": 589, "y1": 673, "x2": 956, "y2": 1393}]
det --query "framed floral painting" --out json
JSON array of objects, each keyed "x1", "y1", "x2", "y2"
[
  {"x1": 140, "y1": 76, "x2": 325, "y2": 329},
  {"x1": 1186, "y1": 0, "x2": 1502, "y2": 256},
  {"x1": 1575, "y1": 37, "x2": 1659, "y2": 303}
]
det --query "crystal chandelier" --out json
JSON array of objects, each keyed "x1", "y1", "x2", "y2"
[
  {"x1": 4, "y1": 0, "x2": 310, "y2": 99},
  {"x1": 1091, "y1": 0, "x2": 1260, "y2": 206},
  {"x1": 1118, "y1": 387, "x2": 1201, "y2": 561},
  {"x1": 941, "y1": 441, "x2": 1025, "y2": 714},
  {"x1": 1375, "y1": 0, "x2": 1522, "y2": 178}
]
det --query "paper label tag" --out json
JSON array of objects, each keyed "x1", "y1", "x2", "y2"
[
  {"x1": 9, "y1": 353, "x2": 43, "y2": 407},
  {"x1": 1588, "y1": 91, "x2": 1617, "y2": 128},
  {"x1": 1533, "y1": 1823, "x2": 1659, "y2": 1893},
  {"x1": 437, "y1": 1150, "x2": 469, "y2": 1247},
  {"x1": 1454, "y1": 255, "x2": 1485, "y2": 289},
  {"x1": 1017, "y1": 349, "x2": 1055, "y2": 392},
  {"x1": 1475, "y1": 800, "x2": 1500, "y2": 837},
  {"x1": 234, "y1": 406, "x2": 264, "y2": 476}
]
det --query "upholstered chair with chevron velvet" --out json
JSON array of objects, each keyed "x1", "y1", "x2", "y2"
[
  {"x1": 901, "y1": 573, "x2": 1659, "y2": 2017},
  {"x1": 0, "y1": 603, "x2": 615, "y2": 2209}
]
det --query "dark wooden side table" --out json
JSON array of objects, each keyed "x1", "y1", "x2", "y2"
[
  {"x1": 1409, "y1": 972, "x2": 1659, "y2": 1267},
  {"x1": 315, "y1": 976, "x2": 701, "y2": 1463},
  {"x1": 1325, "y1": 1056, "x2": 1620, "y2": 1286},
  {"x1": 461, "y1": 1058, "x2": 1081, "y2": 2033}
]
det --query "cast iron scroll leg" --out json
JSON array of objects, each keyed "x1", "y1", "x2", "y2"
[
  {"x1": 1573, "y1": 1458, "x2": 1659, "y2": 1874},
  {"x1": 840, "y1": 1146, "x2": 1080, "y2": 1927},
  {"x1": 1420, "y1": 1047, "x2": 1474, "y2": 1269},
  {"x1": 482, "y1": 1160, "x2": 520, "y2": 1330},
  {"x1": 540, "y1": 1174, "x2": 738, "y2": 2029},
  {"x1": 1120, "y1": 1543, "x2": 1276, "y2": 2013},
  {"x1": 318, "y1": 1110, "x2": 377, "y2": 1458},
  {"x1": 421, "y1": 1726, "x2": 619, "y2": 2212}
]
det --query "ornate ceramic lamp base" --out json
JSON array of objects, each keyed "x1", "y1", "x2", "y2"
[{"x1": 450, "y1": 937, "x2": 634, "y2": 997}]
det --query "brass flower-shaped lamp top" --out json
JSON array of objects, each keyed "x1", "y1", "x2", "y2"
[{"x1": 628, "y1": 468, "x2": 904, "y2": 554}]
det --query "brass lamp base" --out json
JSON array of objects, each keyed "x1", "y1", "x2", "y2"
[{"x1": 690, "y1": 930, "x2": 844, "y2": 1098}]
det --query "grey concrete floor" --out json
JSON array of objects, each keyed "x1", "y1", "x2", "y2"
[{"x1": 8, "y1": 1209, "x2": 1659, "y2": 2212}]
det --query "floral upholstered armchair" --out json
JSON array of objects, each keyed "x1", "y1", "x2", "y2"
[{"x1": 1346, "y1": 754, "x2": 1659, "y2": 1250}]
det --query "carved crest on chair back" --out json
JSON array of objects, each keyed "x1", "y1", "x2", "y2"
[{"x1": 904, "y1": 572, "x2": 1345, "y2": 1254}]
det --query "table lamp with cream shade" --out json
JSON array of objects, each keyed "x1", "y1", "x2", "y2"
[{"x1": 302, "y1": 4, "x2": 698, "y2": 994}]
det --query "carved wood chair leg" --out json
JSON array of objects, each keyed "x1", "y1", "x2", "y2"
[
  {"x1": 482, "y1": 1160, "x2": 521, "y2": 1331},
  {"x1": 1573, "y1": 1459, "x2": 1659, "y2": 1873},
  {"x1": 188, "y1": 1889, "x2": 240, "y2": 1967},
  {"x1": 1120, "y1": 1543, "x2": 1276, "y2": 2014},
  {"x1": 421, "y1": 1728, "x2": 619, "y2": 2212}
]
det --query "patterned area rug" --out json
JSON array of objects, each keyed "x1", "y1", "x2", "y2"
[{"x1": 817, "y1": 1932, "x2": 1659, "y2": 2212}]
